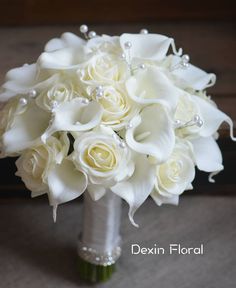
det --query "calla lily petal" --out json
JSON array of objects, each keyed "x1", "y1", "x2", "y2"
[
  {"x1": 126, "y1": 105, "x2": 175, "y2": 163},
  {"x1": 126, "y1": 66, "x2": 181, "y2": 110},
  {"x1": 190, "y1": 136, "x2": 223, "y2": 172},
  {"x1": 41, "y1": 99, "x2": 103, "y2": 142},
  {"x1": 193, "y1": 95, "x2": 236, "y2": 140},
  {"x1": 120, "y1": 33, "x2": 177, "y2": 61},
  {"x1": 45, "y1": 32, "x2": 85, "y2": 52},
  {"x1": 47, "y1": 159, "x2": 87, "y2": 216},
  {"x1": 171, "y1": 56, "x2": 216, "y2": 90},
  {"x1": 87, "y1": 184, "x2": 106, "y2": 201},
  {"x1": 111, "y1": 154, "x2": 156, "y2": 227},
  {"x1": 2, "y1": 100, "x2": 50, "y2": 154}
]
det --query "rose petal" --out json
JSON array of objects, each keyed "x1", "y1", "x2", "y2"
[
  {"x1": 126, "y1": 105, "x2": 175, "y2": 163},
  {"x1": 111, "y1": 154, "x2": 156, "y2": 227}
]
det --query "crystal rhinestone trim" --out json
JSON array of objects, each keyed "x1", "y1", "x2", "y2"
[{"x1": 77, "y1": 237, "x2": 122, "y2": 266}]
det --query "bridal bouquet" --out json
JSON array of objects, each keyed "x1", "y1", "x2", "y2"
[{"x1": 0, "y1": 25, "x2": 235, "y2": 282}]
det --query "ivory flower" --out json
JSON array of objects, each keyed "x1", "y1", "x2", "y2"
[
  {"x1": 72, "y1": 127, "x2": 134, "y2": 200},
  {"x1": 151, "y1": 140, "x2": 195, "y2": 206}
]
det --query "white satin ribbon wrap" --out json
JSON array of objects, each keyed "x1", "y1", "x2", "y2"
[{"x1": 78, "y1": 190, "x2": 122, "y2": 266}]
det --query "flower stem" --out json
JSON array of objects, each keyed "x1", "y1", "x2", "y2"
[{"x1": 78, "y1": 256, "x2": 116, "y2": 283}]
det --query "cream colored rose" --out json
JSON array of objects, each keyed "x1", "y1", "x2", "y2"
[
  {"x1": 93, "y1": 86, "x2": 139, "y2": 130},
  {"x1": 72, "y1": 128, "x2": 134, "y2": 190},
  {"x1": 36, "y1": 74, "x2": 84, "y2": 111},
  {"x1": 16, "y1": 134, "x2": 69, "y2": 196},
  {"x1": 78, "y1": 53, "x2": 129, "y2": 93},
  {"x1": 151, "y1": 141, "x2": 195, "y2": 205}
]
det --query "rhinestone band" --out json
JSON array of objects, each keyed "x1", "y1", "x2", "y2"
[{"x1": 77, "y1": 237, "x2": 121, "y2": 266}]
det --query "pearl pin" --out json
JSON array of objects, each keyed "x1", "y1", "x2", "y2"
[
  {"x1": 140, "y1": 29, "x2": 148, "y2": 35},
  {"x1": 19, "y1": 98, "x2": 27, "y2": 106},
  {"x1": 139, "y1": 63, "x2": 146, "y2": 69},
  {"x1": 80, "y1": 25, "x2": 88, "y2": 34},
  {"x1": 124, "y1": 41, "x2": 132, "y2": 49},
  {"x1": 28, "y1": 90, "x2": 37, "y2": 98},
  {"x1": 119, "y1": 141, "x2": 126, "y2": 148},
  {"x1": 88, "y1": 31, "x2": 96, "y2": 39}
]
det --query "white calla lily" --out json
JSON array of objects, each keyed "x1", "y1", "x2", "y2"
[
  {"x1": 41, "y1": 98, "x2": 103, "y2": 142},
  {"x1": 48, "y1": 159, "x2": 88, "y2": 220},
  {"x1": 2, "y1": 99, "x2": 50, "y2": 155},
  {"x1": 45, "y1": 32, "x2": 86, "y2": 52},
  {"x1": 125, "y1": 66, "x2": 181, "y2": 110},
  {"x1": 190, "y1": 136, "x2": 223, "y2": 173},
  {"x1": 170, "y1": 55, "x2": 216, "y2": 90},
  {"x1": 111, "y1": 154, "x2": 156, "y2": 227},
  {"x1": 126, "y1": 104, "x2": 175, "y2": 163},
  {"x1": 120, "y1": 33, "x2": 181, "y2": 61}
]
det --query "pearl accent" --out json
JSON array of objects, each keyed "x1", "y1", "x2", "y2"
[
  {"x1": 19, "y1": 98, "x2": 27, "y2": 106},
  {"x1": 126, "y1": 122, "x2": 133, "y2": 129},
  {"x1": 28, "y1": 90, "x2": 37, "y2": 98},
  {"x1": 81, "y1": 98, "x2": 89, "y2": 105},
  {"x1": 121, "y1": 53, "x2": 126, "y2": 59},
  {"x1": 140, "y1": 29, "x2": 148, "y2": 34},
  {"x1": 119, "y1": 141, "x2": 126, "y2": 148},
  {"x1": 139, "y1": 63, "x2": 146, "y2": 69},
  {"x1": 51, "y1": 101, "x2": 58, "y2": 111},
  {"x1": 124, "y1": 41, "x2": 132, "y2": 49},
  {"x1": 182, "y1": 54, "x2": 190, "y2": 62},
  {"x1": 80, "y1": 24, "x2": 88, "y2": 33},
  {"x1": 88, "y1": 31, "x2": 96, "y2": 39},
  {"x1": 196, "y1": 119, "x2": 204, "y2": 127}
]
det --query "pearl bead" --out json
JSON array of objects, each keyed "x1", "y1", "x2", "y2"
[
  {"x1": 28, "y1": 89, "x2": 37, "y2": 98},
  {"x1": 96, "y1": 85, "x2": 103, "y2": 91},
  {"x1": 121, "y1": 53, "x2": 126, "y2": 59},
  {"x1": 96, "y1": 91, "x2": 103, "y2": 98},
  {"x1": 196, "y1": 119, "x2": 204, "y2": 127},
  {"x1": 82, "y1": 98, "x2": 89, "y2": 104},
  {"x1": 119, "y1": 141, "x2": 126, "y2": 148},
  {"x1": 139, "y1": 63, "x2": 146, "y2": 69},
  {"x1": 182, "y1": 54, "x2": 190, "y2": 63},
  {"x1": 124, "y1": 41, "x2": 132, "y2": 49},
  {"x1": 193, "y1": 114, "x2": 200, "y2": 122},
  {"x1": 181, "y1": 62, "x2": 189, "y2": 69},
  {"x1": 88, "y1": 31, "x2": 96, "y2": 38},
  {"x1": 126, "y1": 122, "x2": 133, "y2": 129},
  {"x1": 174, "y1": 119, "x2": 181, "y2": 126},
  {"x1": 140, "y1": 29, "x2": 148, "y2": 34},
  {"x1": 80, "y1": 24, "x2": 88, "y2": 33},
  {"x1": 19, "y1": 98, "x2": 27, "y2": 106}
]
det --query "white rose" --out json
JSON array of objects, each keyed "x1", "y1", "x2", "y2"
[
  {"x1": 93, "y1": 85, "x2": 139, "y2": 130},
  {"x1": 151, "y1": 140, "x2": 195, "y2": 206},
  {"x1": 36, "y1": 76, "x2": 78, "y2": 111},
  {"x1": 15, "y1": 134, "x2": 69, "y2": 196},
  {"x1": 71, "y1": 128, "x2": 134, "y2": 199}
]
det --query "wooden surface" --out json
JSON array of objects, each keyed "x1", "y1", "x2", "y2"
[
  {"x1": 0, "y1": 23, "x2": 236, "y2": 193},
  {"x1": 0, "y1": 196, "x2": 235, "y2": 287},
  {"x1": 0, "y1": 0, "x2": 236, "y2": 25}
]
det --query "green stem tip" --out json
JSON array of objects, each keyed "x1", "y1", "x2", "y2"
[{"x1": 77, "y1": 256, "x2": 116, "y2": 283}]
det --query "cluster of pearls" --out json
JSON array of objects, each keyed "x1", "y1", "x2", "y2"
[
  {"x1": 79, "y1": 24, "x2": 97, "y2": 40},
  {"x1": 93, "y1": 85, "x2": 104, "y2": 100},
  {"x1": 175, "y1": 114, "x2": 204, "y2": 129},
  {"x1": 122, "y1": 41, "x2": 146, "y2": 74},
  {"x1": 171, "y1": 54, "x2": 190, "y2": 71},
  {"x1": 112, "y1": 133, "x2": 126, "y2": 149}
]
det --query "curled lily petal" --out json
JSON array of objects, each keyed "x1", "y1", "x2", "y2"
[
  {"x1": 111, "y1": 154, "x2": 156, "y2": 227},
  {"x1": 190, "y1": 136, "x2": 223, "y2": 173},
  {"x1": 126, "y1": 105, "x2": 175, "y2": 163},
  {"x1": 45, "y1": 32, "x2": 86, "y2": 52},
  {"x1": 126, "y1": 66, "x2": 181, "y2": 111},
  {"x1": 120, "y1": 33, "x2": 179, "y2": 61},
  {"x1": 2, "y1": 100, "x2": 50, "y2": 154},
  {"x1": 87, "y1": 184, "x2": 106, "y2": 201},
  {"x1": 171, "y1": 56, "x2": 216, "y2": 90},
  {"x1": 193, "y1": 95, "x2": 236, "y2": 140},
  {"x1": 41, "y1": 99, "x2": 103, "y2": 142},
  {"x1": 47, "y1": 159, "x2": 87, "y2": 219},
  {"x1": 151, "y1": 193, "x2": 179, "y2": 206}
]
